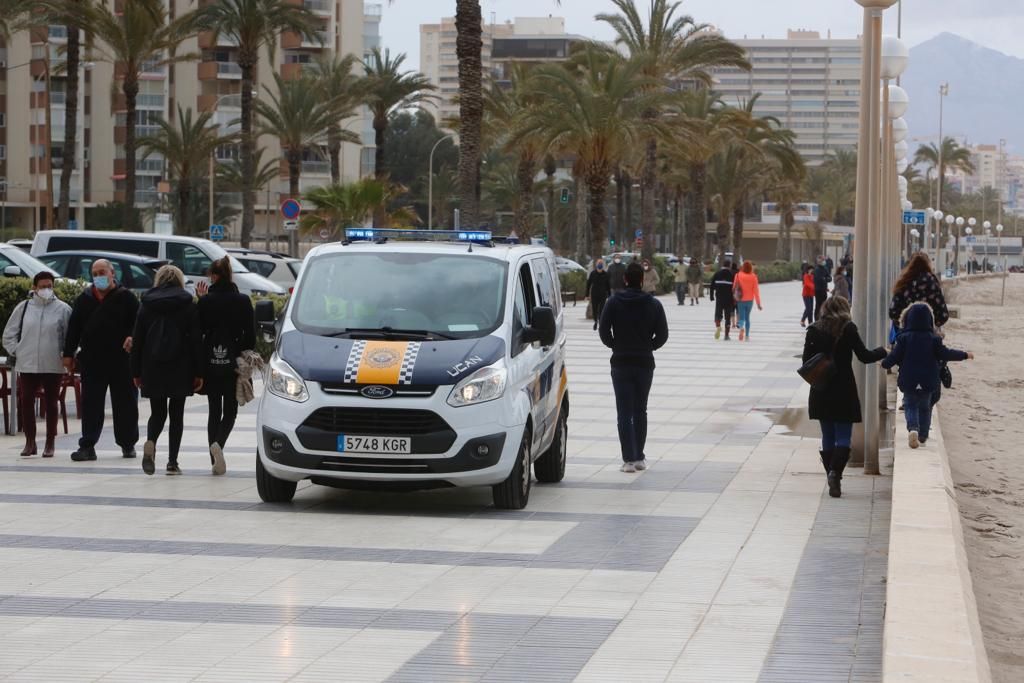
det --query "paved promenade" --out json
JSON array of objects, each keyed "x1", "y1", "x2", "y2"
[{"x1": 0, "y1": 282, "x2": 889, "y2": 682}]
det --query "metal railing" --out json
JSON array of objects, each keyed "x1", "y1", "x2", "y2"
[
  {"x1": 303, "y1": 0, "x2": 331, "y2": 12},
  {"x1": 217, "y1": 61, "x2": 242, "y2": 76},
  {"x1": 301, "y1": 160, "x2": 330, "y2": 174}
]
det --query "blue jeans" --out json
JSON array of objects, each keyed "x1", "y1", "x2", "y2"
[
  {"x1": 903, "y1": 389, "x2": 934, "y2": 440},
  {"x1": 801, "y1": 296, "x2": 814, "y2": 324},
  {"x1": 736, "y1": 301, "x2": 754, "y2": 334},
  {"x1": 820, "y1": 421, "x2": 853, "y2": 451},
  {"x1": 611, "y1": 366, "x2": 654, "y2": 462}
]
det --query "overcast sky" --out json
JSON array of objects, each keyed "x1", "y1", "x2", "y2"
[{"x1": 378, "y1": 0, "x2": 1024, "y2": 69}]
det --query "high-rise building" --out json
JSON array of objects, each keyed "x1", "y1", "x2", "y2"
[
  {"x1": 0, "y1": 0, "x2": 374, "y2": 233},
  {"x1": 710, "y1": 29, "x2": 862, "y2": 165}
]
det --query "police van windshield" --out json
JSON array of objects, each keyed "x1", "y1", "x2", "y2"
[{"x1": 292, "y1": 252, "x2": 508, "y2": 340}]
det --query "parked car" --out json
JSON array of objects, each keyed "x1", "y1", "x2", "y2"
[
  {"x1": 0, "y1": 244, "x2": 64, "y2": 279},
  {"x1": 554, "y1": 257, "x2": 585, "y2": 275},
  {"x1": 30, "y1": 230, "x2": 286, "y2": 295},
  {"x1": 37, "y1": 251, "x2": 172, "y2": 294},
  {"x1": 6, "y1": 239, "x2": 34, "y2": 252},
  {"x1": 226, "y1": 248, "x2": 302, "y2": 291}
]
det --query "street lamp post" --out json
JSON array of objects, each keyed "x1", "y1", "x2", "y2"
[
  {"x1": 967, "y1": 217, "x2": 977, "y2": 275},
  {"x1": 945, "y1": 214, "x2": 956, "y2": 273},
  {"x1": 428, "y1": 134, "x2": 456, "y2": 229},
  {"x1": 935, "y1": 82, "x2": 949, "y2": 221}
]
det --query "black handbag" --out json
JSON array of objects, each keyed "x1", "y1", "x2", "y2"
[
  {"x1": 940, "y1": 361, "x2": 953, "y2": 389},
  {"x1": 798, "y1": 324, "x2": 845, "y2": 390}
]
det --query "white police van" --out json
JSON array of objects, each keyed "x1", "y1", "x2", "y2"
[{"x1": 253, "y1": 229, "x2": 569, "y2": 510}]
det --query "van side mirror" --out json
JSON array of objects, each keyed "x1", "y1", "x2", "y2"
[
  {"x1": 254, "y1": 299, "x2": 277, "y2": 338},
  {"x1": 521, "y1": 306, "x2": 556, "y2": 347},
  {"x1": 3, "y1": 266, "x2": 22, "y2": 278}
]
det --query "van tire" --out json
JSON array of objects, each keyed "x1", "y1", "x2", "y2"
[
  {"x1": 534, "y1": 410, "x2": 567, "y2": 483},
  {"x1": 493, "y1": 428, "x2": 531, "y2": 510},
  {"x1": 256, "y1": 452, "x2": 297, "y2": 503}
]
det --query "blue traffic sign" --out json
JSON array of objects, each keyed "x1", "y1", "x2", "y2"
[
  {"x1": 902, "y1": 210, "x2": 926, "y2": 225},
  {"x1": 280, "y1": 198, "x2": 302, "y2": 220},
  {"x1": 965, "y1": 236, "x2": 977, "y2": 244},
  {"x1": 209, "y1": 224, "x2": 225, "y2": 241},
  {"x1": 635, "y1": 229, "x2": 643, "y2": 238}
]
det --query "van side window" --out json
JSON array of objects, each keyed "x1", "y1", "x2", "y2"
[
  {"x1": 531, "y1": 257, "x2": 559, "y2": 314},
  {"x1": 167, "y1": 242, "x2": 213, "y2": 277},
  {"x1": 512, "y1": 263, "x2": 536, "y2": 335},
  {"x1": 48, "y1": 236, "x2": 158, "y2": 256}
]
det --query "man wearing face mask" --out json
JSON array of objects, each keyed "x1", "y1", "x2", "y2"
[
  {"x1": 62, "y1": 259, "x2": 140, "y2": 461},
  {"x1": 606, "y1": 255, "x2": 626, "y2": 294},
  {"x1": 585, "y1": 259, "x2": 611, "y2": 331}
]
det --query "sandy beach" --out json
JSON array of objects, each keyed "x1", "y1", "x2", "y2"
[{"x1": 940, "y1": 273, "x2": 1024, "y2": 682}]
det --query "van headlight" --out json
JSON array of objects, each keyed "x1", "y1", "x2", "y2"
[
  {"x1": 267, "y1": 354, "x2": 309, "y2": 402},
  {"x1": 447, "y1": 366, "x2": 507, "y2": 407}
]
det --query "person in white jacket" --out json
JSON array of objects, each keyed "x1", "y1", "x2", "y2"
[{"x1": 2, "y1": 272, "x2": 71, "y2": 457}]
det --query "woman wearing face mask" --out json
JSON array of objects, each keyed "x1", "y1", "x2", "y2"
[
  {"x1": 2, "y1": 272, "x2": 72, "y2": 457},
  {"x1": 585, "y1": 259, "x2": 611, "y2": 331},
  {"x1": 641, "y1": 260, "x2": 659, "y2": 294}
]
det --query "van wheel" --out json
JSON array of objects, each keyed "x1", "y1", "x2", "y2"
[
  {"x1": 493, "y1": 428, "x2": 532, "y2": 510},
  {"x1": 534, "y1": 410, "x2": 567, "y2": 483},
  {"x1": 256, "y1": 452, "x2": 297, "y2": 503}
]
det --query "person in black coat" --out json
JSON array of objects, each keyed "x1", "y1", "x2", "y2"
[
  {"x1": 599, "y1": 262, "x2": 669, "y2": 473},
  {"x1": 803, "y1": 296, "x2": 886, "y2": 498},
  {"x1": 812, "y1": 256, "x2": 830, "y2": 321},
  {"x1": 62, "y1": 258, "x2": 140, "y2": 462},
  {"x1": 197, "y1": 257, "x2": 255, "y2": 474},
  {"x1": 131, "y1": 265, "x2": 204, "y2": 476},
  {"x1": 586, "y1": 259, "x2": 611, "y2": 331},
  {"x1": 709, "y1": 260, "x2": 736, "y2": 340},
  {"x1": 606, "y1": 255, "x2": 626, "y2": 294}
]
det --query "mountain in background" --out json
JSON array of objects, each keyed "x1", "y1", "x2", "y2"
[{"x1": 902, "y1": 33, "x2": 1023, "y2": 154}]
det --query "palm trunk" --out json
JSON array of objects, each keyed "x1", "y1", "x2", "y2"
[
  {"x1": 775, "y1": 213, "x2": 787, "y2": 261},
  {"x1": 373, "y1": 118, "x2": 386, "y2": 179},
  {"x1": 716, "y1": 216, "x2": 731, "y2": 262},
  {"x1": 623, "y1": 172, "x2": 632, "y2": 244},
  {"x1": 122, "y1": 76, "x2": 140, "y2": 230},
  {"x1": 513, "y1": 154, "x2": 535, "y2": 243},
  {"x1": 614, "y1": 168, "x2": 623, "y2": 248},
  {"x1": 288, "y1": 152, "x2": 301, "y2": 257},
  {"x1": 732, "y1": 203, "x2": 745, "y2": 261},
  {"x1": 58, "y1": 16, "x2": 80, "y2": 229},
  {"x1": 328, "y1": 125, "x2": 341, "y2": 185},
  {"x1": 586, "y1": 174, "x2": 607, "y2": 262},
  {"x1": 240, "y1": 59, "x2": 256, "y2": 247},
  {"x1": 574, "y1": 179, "x2": 588, "y2": 264},
  {"x1": 641, "y1": 137, "x2": 657, "y2": 260},
  {"x1": 178, "y1": 181, "x2": 190, "y2": 236},
  {"x1": 672, "y1": 188, "x2": 681, "y2": 255},
  {"x1": 455, "y1": 0, "x2": 483, "y2": 229},
  {"x1": 546, "y1": 172, "x2": 556, "y2": 248},
  {"x1": 686, "y1": 162, "x2": 707, "y2": 262}
]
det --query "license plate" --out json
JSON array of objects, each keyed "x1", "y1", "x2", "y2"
[{"x1": 337, "y1": 434, "x2": 412, "y2": 455}]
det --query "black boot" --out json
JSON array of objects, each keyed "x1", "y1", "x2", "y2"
[
  {"x1": 819, "y1": 450, "x2": 833, "y2": 476},
  {"x1": 829, "y1": 447, "x2": 851, "y2": 498}
]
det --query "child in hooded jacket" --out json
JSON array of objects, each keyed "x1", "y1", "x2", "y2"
[{"x1": 881, "y1": 302, "x2": 973, "y2": 449}]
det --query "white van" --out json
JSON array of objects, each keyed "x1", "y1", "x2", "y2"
[
  {"x1": 30, "y1": 230, "x2": 286, "y2": 295},
  {"x1": 253, "y1": 229, "x2": 570, "y2": 510}
]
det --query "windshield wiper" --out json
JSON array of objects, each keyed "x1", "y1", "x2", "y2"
[{"x1": 325, "y1": 327, "x2": 457, "y2": 341}]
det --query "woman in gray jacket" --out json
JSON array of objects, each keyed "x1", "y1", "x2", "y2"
[{"x1": 2, "y1": 272, "x2": 71, "y2": 457}]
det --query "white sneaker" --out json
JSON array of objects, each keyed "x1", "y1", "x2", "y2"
[
  {"x1": 634, "y1": 460, "x2": 648, "y2": 471},
  {"x1": 620, "y1": 462, "x2": 636, "y2": 473},
  {"x1": 210, "y1": 443, "x2": 226, "y2": 476},
  {"x1": 909, "y1": 431, "x2": 920, "y2": 449}
]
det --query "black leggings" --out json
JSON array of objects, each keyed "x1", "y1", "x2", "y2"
[
  {"x1": 148, "y1": 397, "x2": 186, "y2": 465},
  {"x1": 207, "y1": 392, "x2": 239, "y2": 448}
]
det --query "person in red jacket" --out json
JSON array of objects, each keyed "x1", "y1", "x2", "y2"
[{"x1": 800, "y1": 264, "x2": 815, "y2": 328}]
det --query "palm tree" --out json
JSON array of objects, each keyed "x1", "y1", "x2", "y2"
[
  {"x1": 596, "y1": 0, "x2": 749, "y2": 258},
  {"x1": 0, "y1": 0, "x2": 40, "y2": 37},
  {"x1": 313, "y1": 53, "x2": 365, "y2": 185},
  {"x1": 190, "y1": 0, "x2": 319, "y2": 247},
  {"x1": 300, "y1": 179, "x2": 416, "y2": 239},
  {"x1": 914, "y1": 137, "x2": 976, "y2": 210},
  {"x1": 517, "y1": 49, "x2": 667, "y2": 260},
  {"x1": 137, "y1": 105, "x2": 231, "y2": 235},
  {"x1": 362, "y1": 48, "x2": 435, "y2": 182},
  {"x1": 89, "y1": 0, "x2": 199, "y2": 229}
]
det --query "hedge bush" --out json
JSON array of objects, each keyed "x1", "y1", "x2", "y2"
[
  {"x1": 753, "y1": 261, "x2": 803, "y2": 284},
  {"x1": 559, "y1": 270, "x2": 587, "y2": 299}
]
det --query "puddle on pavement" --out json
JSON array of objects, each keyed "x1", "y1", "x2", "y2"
[{"x1": 755, "y1": 406, "x2": 820, "y2": 439}]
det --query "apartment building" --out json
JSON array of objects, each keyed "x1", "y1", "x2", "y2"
[
  {"x1": 419, "y1": 16, "x2": 583, "y2": 128},
  {"x1": 710, "y1": 29, "x2": 862, "y2": 165},
  {"x1": 0, "y1": 0, "x2": 376, "y2": 233}
]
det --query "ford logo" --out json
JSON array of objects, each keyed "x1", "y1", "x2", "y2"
[{"x1": 360, "y1": 385, "x2": 394, "y2": 399}]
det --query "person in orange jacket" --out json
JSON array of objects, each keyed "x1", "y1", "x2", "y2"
[{"x1": 732, "y1": 261, "x2": 762, "y2": 341}]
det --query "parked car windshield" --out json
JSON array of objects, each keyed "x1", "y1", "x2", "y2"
[
  {"x1": 1, "y1": 247, "x2": 54, "y2": 277},
  {"x1": 292, "y1": 252, "x2": 508, "y2": 340}
]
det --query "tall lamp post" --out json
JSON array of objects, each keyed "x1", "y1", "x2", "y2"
[
  {"x1": 945, "y1": 214, "x2": 956, "y2": 273},
  {"x1": 428, "y1": 134, "x2": 456, "y2": 229},
  {"x1": 935, "y1": 82, "x2": 949, "y2": 224},
  {"x1": 931, "y1": 210, "x2": 943, "y2": 269},
  {"x1": 955, "y1": 216, "x2": 965, "y2": 273},
  {"x1": 967, "y1": 217, "x2": 977, "y2": 274},
  {"x1": 997, "y1": 223, "x2": 1004, "y2": 266},
  {"x1": 983, "y1": 220, "x2": 992, "y2": 272}
]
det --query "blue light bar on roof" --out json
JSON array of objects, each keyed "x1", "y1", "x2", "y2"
[{"x1": 344, "y1": 228, "x2": 493, "y2": 243}]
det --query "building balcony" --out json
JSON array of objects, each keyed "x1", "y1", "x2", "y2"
[
  {"x1": 281, "y1": 30, "x2": 331, "y2": 50},
  {"x1": 300, "y1": 159, "x2": 330, "y2": 175},
  {"x1": 198, "y1": 93, "x2": 244, "y2": 113},
  {"x1": 302, "y1": 0, "x2": 332, "y2": 16},
  {"x1": 198, "y1": 60, "x2": 243, "y2": 81},
  {"x1": 281, "y1": 62, "x2": 306, "y2": 81},
  {"x1": 198, "y1": 31, "x2": 239, "y2": 50}
]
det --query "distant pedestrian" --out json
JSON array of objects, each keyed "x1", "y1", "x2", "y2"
[
  {"x1": 607, "y1": 255, "x2": 626, "y2": 294},
  {"x1": 881, "y1": 303, "x2": 973, "y2": 449},
  {"x1": 710, "y1": 260, "x2": 736, "y2": 340},
  {"x1": 825, "y1": 255, "x2": 834, "y2": 273},
  {"x1": 800, "y1": 264, "x2": 815, "y2": 328},
  {"x1": 2, "y1": 272, "x2": 71, "y2": 458},
  {"x1": 730, "y1": 260, "x2": 740, "y2": 328},
  {"x1": 672, "y1": 260, "x2": 686, "y2": 305},
  {"x1": 812, "y1": 256, "x2": 830, "y2": 320},
  {"x1": 804, "y1": 296, "x2": 886, "y2": 498},
  {"x1": 599, "y1": 262, "x2": 668, "y2": 473},
  {"x1": 641, "y1": 259, "x2": 659, "y2": 294},
  {"x1": 197, "y1": 257, "x2": 255, "y2": 475},
  {"x1": 586, "y1": 259, "x2": 611, "y2": 331},
  {"x1": 131, "y1": 265, "x2": 204, "y2": 476},
  {"x1": 686, "y1": 259, "x2": 703, "y2": 305},
  {"x1": 888, "y1": 253, "x2": 948, "y2": 330},
  {"x1": 832, "y1": 264, "x2": 851, "y2": 301},
  {"x1": 63, "y1": 259, "x2": 140, "y2": 462},
  {"x1": 732, "y1": 261, "x2": 762, "y2": 342}
]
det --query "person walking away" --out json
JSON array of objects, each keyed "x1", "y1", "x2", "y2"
[
  {"x1": 641, "y1": 259, "x2": 659, "y2": 294},
  {"x1": 686, "y1": 259, "x2": 703, "y2": 305},
  {"x1": 3, "y1": 272, "x2": 71, "y2": 457},
  {"x1": 800, "y1": 264, "x2": 815, "y2": 328},
  {"x1": 672, "y1": 259, "x2": 686, "y2": 305},
  {"x1": 804, "y1": 296, "x2": 886, "y2": 497},
  {"x1": 832, "y1": 264, "x2": 851, "y2": 301},
  {"x1": 63, "y1": 259, "x2": 140, "y2": 461},
  {"x1": 710, "y1": 260, "x2": 736, "y2": 340},
  {"x1": 881, "y1": 302, "x2": 972, "y2": 449},
  {"x1": 131, "y1": 266, "x2": 204, "y2": 476},
  {"x1": 197, "y1": 257, "x2": 255, "y2": 475},
  {"x1": 825, "y1": 254, "x2": 834, "y2": 273},
  {"x1": 888, "y1": 253, "x2": 948, "y2": 331},
  {"x1": 812, "y1": 256, "x2": 830, "y2": 321},
  {"x1": 599, "y1": 263, "x2": 668, "y2": 473},
  {"x1": 732, "y1": 261, "x2": 762, "y2": 341},
  {"x1": 607, "y1": 255, "x2": 626, "y2": 296},
  {"x1": 586, "y1": 259, "x2": 611, "y2": 331}
]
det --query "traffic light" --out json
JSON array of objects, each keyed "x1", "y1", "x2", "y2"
[
  {"x1": 610, "y1": 237, "x2": 616, "y2": 246},
  {"x1": 560, "y1": 188, "x2": 570, "y2": 204}
]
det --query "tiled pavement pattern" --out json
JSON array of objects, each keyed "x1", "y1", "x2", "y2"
[{"x1": 0, "y1": 282, "x2": 889, "y2": 682}]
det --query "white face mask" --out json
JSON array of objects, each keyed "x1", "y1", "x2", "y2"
[{"x1": 36, "y1": 287, "x2": 54, "y2": 300}]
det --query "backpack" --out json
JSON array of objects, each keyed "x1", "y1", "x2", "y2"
[{"x1": 146, "y1": 315, "x2": 183, "y2": 362}]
